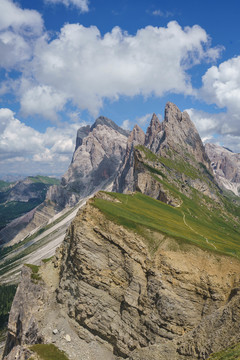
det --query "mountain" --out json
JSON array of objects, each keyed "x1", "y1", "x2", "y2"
[
  {"x1": 47, "y1": 116, "x2": 129, "y2": 209},
  {"x1": 205, "y1": 143, "x2": 240, "y2": 197},
  {"x1": 2, "y1": 103, "x2": 240, "y2": 360},
  {"x1": 0, "y1": 176, "x2": 60, "y2": 240},
  {"x1": 0, "y1": 117, "x2": 129, "y2": 247},
  {"x1": 114, "y1": 102, "x2": 218, "y2": 205}
]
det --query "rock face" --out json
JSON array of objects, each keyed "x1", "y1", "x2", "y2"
[
  {"x1": 48, "y1": 116, "x2": 129, "y2": 209},
  {"x1": 3, "y1": 194, "x2": 240, "y2": 360},
  {"x1": 114, "y1": 103, "x2": 216, "y2": 204},
  {"x1": 114, "y1": 125, "x2": 145, "y2": 193},
  {"x1": 160, "y1": 103, "x2": 210, "y2": 168},
  {"x1": 205, "y1": 143, "x2": 240, "y2": 196}
]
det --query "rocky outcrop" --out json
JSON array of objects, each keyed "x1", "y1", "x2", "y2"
[
  {"x1": 160, "y1": 102, "x2": 210, "y2": 168},
  {"x1": 205, "y1": 143, "x2": 240, "y2": 196},
  {"x1": 47, "y1": 116, "x2": 129, "y2": 209},
  {"x1": 113, "y1": 125, "x2": 145, "y2": 193},
  {"x1": 4, "y1": 194, "x2": 240, "y2": 360},
  {"x1": 114, "y1": 104, "x2": 217, "y2": 204}
]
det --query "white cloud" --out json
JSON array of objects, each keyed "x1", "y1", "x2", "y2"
[
  {"x1": 152, "y1": 9, "x2": 173, "y2": 17},
  {"x1": 185, "y1": 108, "x2": 240, "y2": 153},
  {"x1": 201, "y1": 56, "x2": 240, "y2": 113},
  {"x1": 0, "y1": 108, "x2": 86, "y2": 175},
  {"x1": 45, "y1": 0, "x2": 89, "y2": 12},
  {"x1": 0, "y1": 0, "x2": 43, "y2": 69},
  {"x1": 0, "y1": 0, "x2": 43, "y2": 34},
  {"x1": 20, "y1": 85, "x2": 67, "y2": 121},
  {"x1": 14, "y1": 21, "x2": 221, "y2": 119},
  {"x1": 121, "y1": 119, "x2": 131, "y2": 130}
]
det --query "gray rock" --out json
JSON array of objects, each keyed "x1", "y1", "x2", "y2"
[
  {"x1": 47, "y1": 117, "x2": 129, "y2": 209},
  {"x1": 205, "y1": 142, "x2": 240, "y2": 196}
]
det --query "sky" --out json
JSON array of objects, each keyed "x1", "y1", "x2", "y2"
[{"x1": 1, "y1": 0, "x2": 240, "y2": 178}]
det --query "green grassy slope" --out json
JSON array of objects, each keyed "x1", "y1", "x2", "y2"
[
  {"x1": 209, "y1": 342, "x2": 240, "y2": 359},
  {"x1": 93, "y1": 191, "x2": 240, "y2": 258}
]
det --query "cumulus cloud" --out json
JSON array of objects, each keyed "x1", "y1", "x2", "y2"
[
  {"x1": 187, "y1": 55, "x2": 240, "y2": 151},
  {"x1": 14, "y1": 21, "x2": 221, "y2": 119},
  {"x1": 201, "y1": 56, "x2": 240, "y2": 116},
  {"x1": 0, "y1": 0, "x2": 43, "y2": 69},
  {"x1": 0, "y1": 108, "x2": 85, "y2": 175},
  {"x1": 45, "y1": 0, "x2": 89, "y2": 12},
  {"x1": 20, "y1": 85, "x2": 67, "y2": 121},
  {"x1": 185, "y1": 108, "x2": 240, "y2": 153}
]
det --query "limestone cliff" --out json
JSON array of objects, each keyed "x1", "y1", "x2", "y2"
[
  {"x1": 205, "y1": 143, "x2": 240, "y2": 197},
  {"x1": 3, "y1": 193, "x2": 240, "y2": 360}
]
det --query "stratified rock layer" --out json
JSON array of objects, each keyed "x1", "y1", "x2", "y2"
[{"x1": 4, "y1": 194, "x2": 240, "y2": 360}]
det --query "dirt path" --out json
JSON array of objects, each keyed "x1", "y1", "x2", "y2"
[{"x1": 182, "y1": 212, "x2": 217, "y2": 250}]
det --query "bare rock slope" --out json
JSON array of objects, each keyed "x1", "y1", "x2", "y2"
[
  {"x1": 205, "y1": 143, "x2": 240, "y2": 196},
  {"x1": 3, "y1": 194, "x2": 240, "y2": 360}
]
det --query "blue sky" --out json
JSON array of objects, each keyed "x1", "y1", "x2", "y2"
[{"x1": 1, "y1": 0, "x2": 240, "y2": 177}]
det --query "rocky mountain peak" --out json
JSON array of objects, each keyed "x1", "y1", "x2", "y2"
[
  {"x1": 47, "y1": 116, "x2": 129, "y2": 209},
  {"x1": 91, "y1": 115, "x2": 130, "y2": 137},
  {"x1": 160, "y1": 102, "x2": 210, "y2": 167},
  {"x1": 145, "y1": 113, "x2": 163, "y2": 153},
  {"x1": 127, "y1": 124, "x2": 145, "y2": 148},
  {"x1": 145, "y1": 113, "x2": 162, "y2": 146},
  {"x1": 164, "y1": 101, "x2": 183, "y2": 123}
]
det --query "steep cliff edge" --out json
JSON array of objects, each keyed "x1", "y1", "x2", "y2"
[{"x1": 3, "y1": 192, "x2": 240, "y2": 360}]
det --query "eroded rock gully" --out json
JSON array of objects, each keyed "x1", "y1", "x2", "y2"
[{"x1": 3, "y1": 199, "x2": 240, "y2": 360}]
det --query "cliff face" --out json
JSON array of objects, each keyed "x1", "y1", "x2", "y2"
[
  {"x1": 3, "y1": 194, "x2": 240, "y2": 360},
  {"x1": 205, "y1": 143, "x2": 240, "y2": 196},
  {"x1": 47, "y1": 116, "x2": 129, "y2": 209}
]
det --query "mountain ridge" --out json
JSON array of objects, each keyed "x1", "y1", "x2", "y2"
[{"x1": 2, "y1": 102, "x2": 240, "y2": 360}]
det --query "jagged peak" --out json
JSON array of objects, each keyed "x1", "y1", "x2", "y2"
[
  {"x1": 149, "y1": 113, "x2": 161, "y2": 129},
  {"x1": 145, "y1": 113, "x2": 162, "y2": 148},
  {"x1": 164, "y1": 102, "x2": 183, "y2": 123},
  {"x1": 91, "y1": 116, "x2": 130, "y2": 137},
  {"x1": 127, "y1": 124, "x2": 145, "y2": 147}
]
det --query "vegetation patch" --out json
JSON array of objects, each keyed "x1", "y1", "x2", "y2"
[
  {"x1": 209, "y1": 342, "x2": 240, "y2": 359},
  {"x1": 29, "y1": 344, "x2": 69, "y2": 360},
  {"x1": 25, "y1": 264, "x2": 42, "y2": 282},
  {"x1": 42, "y1": 256, "x2": 53, "y2": 264}
]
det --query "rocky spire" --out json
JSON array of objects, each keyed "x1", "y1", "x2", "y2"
[
  {"x1": 127, "y1": 124, "x2": 145, "y2": 149},
  {"x1": 113, "y1": 124, "x2": 145, "y2": 193},
  {"x1": 145, "y1": 113, "x2": 162, "y2": 148},
  {"x1": 159, "y1": 102, "x2": 210, "y2": 168}
]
